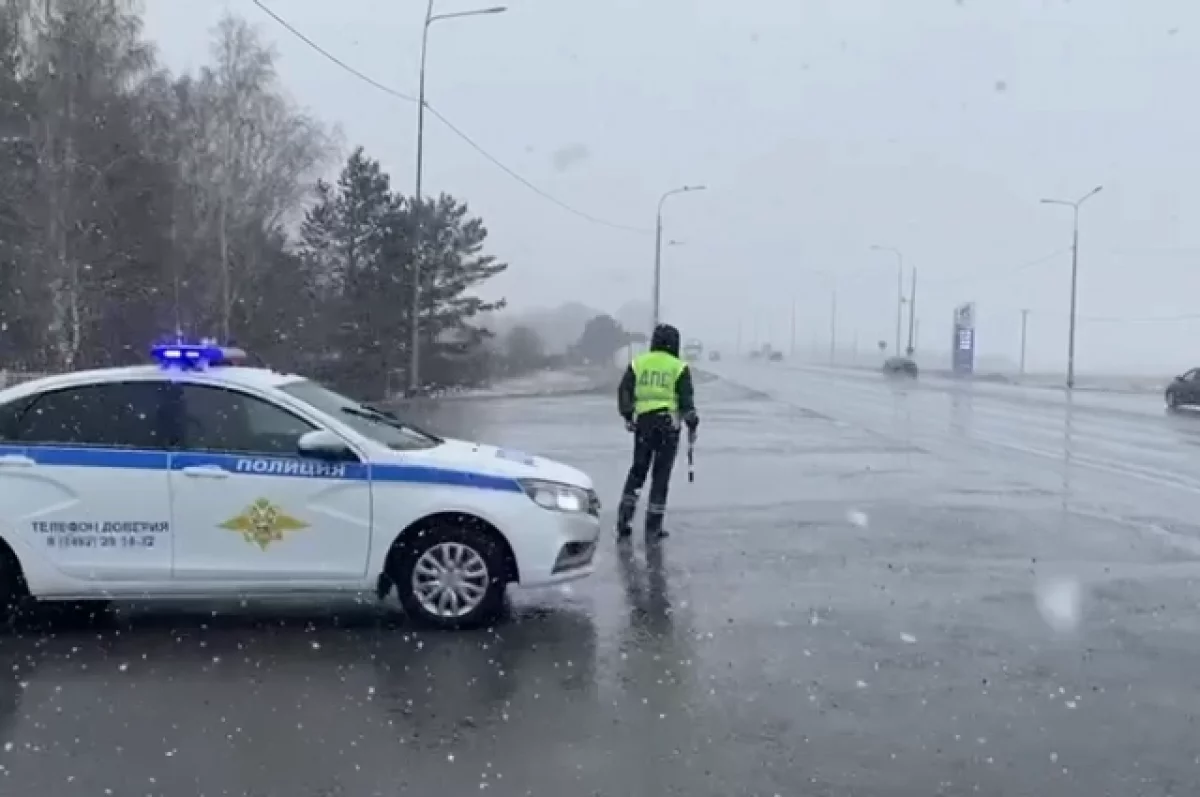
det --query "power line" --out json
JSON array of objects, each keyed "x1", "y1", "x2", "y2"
[
  {"x1": 420, "y1": 104, "x2": 651, "y2": 233},
  {"x1": 1081, "y1": 312, "x2": 1200, "y2": 324},
  {"x1": 1024, "y1": 308, "x2": 1200, "y2": 324},
  {"x1": 787, "y1": 247, "x2": 1072, "y2": 292},
  {"x1": 925, "y1": 247, "x2": 1071, "y2": 287},
  {"x1": 249, "y1": 0, "x2": 652, "y2": 235},
  {"x1": 250, "y1": 0, "x2": 417, "y2": 103}
]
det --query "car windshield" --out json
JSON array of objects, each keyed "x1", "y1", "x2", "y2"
[{"x1": 280, "y1": 380, "x2": 441, "y2": 451}]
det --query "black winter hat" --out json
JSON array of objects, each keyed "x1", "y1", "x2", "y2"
[{"x1": 650, "y1": 323, "x2": 681, "y2": 356}]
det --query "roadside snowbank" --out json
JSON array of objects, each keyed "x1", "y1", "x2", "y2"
[{"x1": 433, "y1": 367, "x2": 619, "y2": 401}]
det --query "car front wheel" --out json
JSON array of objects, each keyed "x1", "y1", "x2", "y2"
[
  {"x1": 391, "y1": 521, "x2": 508, "y2": 630},
  {"x1": 0, "y1": 556, "x2": 22, "y2": 625}
]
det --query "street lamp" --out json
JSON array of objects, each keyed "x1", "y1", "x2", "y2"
[
  {"x1": 1041, "y1": 185, "x2": 1103, "y2": 390},
  {"x1": 652, "y1": 185, "x2": 705, "y2": 332},
  {"x1": 870, "y1": 244, "x2": 905, "y2": 356},
  {"x1": 407, "y1": 2, "x2": 507, "y2": 396}
]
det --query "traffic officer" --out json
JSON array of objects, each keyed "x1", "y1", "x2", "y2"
[{"x1": 615, "y1": 323, "x2": 699, "y2": 540}]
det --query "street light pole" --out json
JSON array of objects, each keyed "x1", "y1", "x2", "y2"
[
  {"x1": 829, "y1": 290, "x2": 838, "y2": 364},
  {"x1": 1040, "y1": 185, "x2": 1102, "y2": 390},
  {"x1": 407, "y1": 2, "x2": 507, "y2": 396},
  {"x1": 651, "y1": 184, "x2": 705, "y2": 333},
  {"x1": 870, "y1": 245, "x2": 904, "y2": 356},
  {"x1": 790, "y1": 298, "x2": 797, "y2": 358},
  {"x1": 1019, "y1": 308, "x2": 1029, "y2": 376},
  {"x1": 906, "y1": 268, "x2": 917, "y2": 355}
]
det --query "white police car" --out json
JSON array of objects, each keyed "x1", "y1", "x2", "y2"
[{"x1": 0, "y1": 342, "x2": 601, "y2": 629}]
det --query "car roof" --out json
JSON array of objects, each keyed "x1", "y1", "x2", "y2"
[{"x1": 0, "y1": 364, "x2": 307, "y2": 401}]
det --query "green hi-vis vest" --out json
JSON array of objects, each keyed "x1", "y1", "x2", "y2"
[{"x1": 632, "y1": 350, "x2": 686, "y2": 416}]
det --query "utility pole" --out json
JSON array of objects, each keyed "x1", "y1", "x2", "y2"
[
  {"x1": 895, "y1": 263, "x2": 904, "y2": 356},
  {"x1": 829, "y1": 290, "x2": 837, "y2": 364},
  {"x1": 905, "y1": 268, "x2": 917, "y2": 356},
  {"x1": 790, "y1": 299, "x2": 797, "y2": 357},
  {"x1": 1019, "y1": 308, "x2": 1029, "y2": 376},
  {"x1": 1041, "y1": 185, "x2": 1103, "y2": 390},
  {"x1": 870, "y1": 245, "x2": 904, "y2": 357}
]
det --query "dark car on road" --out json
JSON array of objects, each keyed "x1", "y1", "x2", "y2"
[
  {"x1": 1165, "y1": 368, "x2": 1200, "y2": 410},
  {"x1": 768, "y1": 351, "x2": 783, "y2": 362},
  {"x1": 882, "y1": 356, "x2": 919, "y2": 379}
]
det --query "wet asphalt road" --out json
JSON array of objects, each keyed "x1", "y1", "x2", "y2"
[{"x1": 5, "y1": 368, "x2": 1200, "y2": 795}]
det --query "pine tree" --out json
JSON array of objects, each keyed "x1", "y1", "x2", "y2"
[
  {"x1": 299, "y1": 148, "x2": 409, "y2": 397},
  {"x1": 414, "y1": 194, "x2": 507, "y2": 386}
]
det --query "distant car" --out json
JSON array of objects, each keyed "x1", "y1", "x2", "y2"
[
  {"x1": 768, "y1": 351, "x2": 783, "y2": 362},
  {"x1": 708, "y1": 351, "x2": 721, "y2": 362},
  {"x1": 1165, "y1": 368, "x2": 1200, "y2": 410},
  {"x1": 882, "y1": 356, "x2": 919, "y2": 379}
]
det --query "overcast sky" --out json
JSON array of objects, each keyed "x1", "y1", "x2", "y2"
[{"x1": 143, "y1": 0, "x2": 1200, "y2": 374}]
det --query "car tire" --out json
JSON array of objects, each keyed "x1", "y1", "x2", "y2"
[
  {"x1": 391, "y1": 520, "x2": 508, "y2": 631},
  {"x1": 61, "y1": 600, "x2": 112, "y2": 623},
  {"x1": 0, "y1": 555, "x2": 22, "y2": 625}
]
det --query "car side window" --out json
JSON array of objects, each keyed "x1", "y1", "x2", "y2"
[
  {"x1": 181, "y1": 385, "x2": 315, "y2": 455},
  {"x1": 13, "y1": 382, "x2": 175, "y2": 449},
  {"x1": 0, "y1": 397, "x2": 34, "y2": 442}
]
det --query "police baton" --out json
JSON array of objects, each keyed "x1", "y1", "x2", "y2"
[{"x1": 686, "y1": 429, "x2": 696, "y2": 482}]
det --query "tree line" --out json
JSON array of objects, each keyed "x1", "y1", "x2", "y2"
[
  {"x1": 502, "y1": 313, "x2": 640, "y2": 375},
  {"x1": 0, "y1": 0, "x2": 507, "y2": 397}
]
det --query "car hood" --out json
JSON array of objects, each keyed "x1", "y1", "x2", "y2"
[{"x1": 376, "y1": 437, "x2": 593, "y2": 490}]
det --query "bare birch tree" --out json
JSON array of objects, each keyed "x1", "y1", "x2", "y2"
[{"x1": 177, "y1": 14, "x2": 330, "y2": 340}]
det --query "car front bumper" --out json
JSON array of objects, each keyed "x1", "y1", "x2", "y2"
[{"x1": 512, "y1": 499, "x2": 602, "y2": 588}]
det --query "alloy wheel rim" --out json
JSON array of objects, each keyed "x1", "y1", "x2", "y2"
[{"x1": 412, "y1": 541, "x2": 490, "y2": 618}]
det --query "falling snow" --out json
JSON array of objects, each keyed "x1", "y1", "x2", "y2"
[{"x1": 1036, "y1": 577, "x2": 1084, "y2": 633}]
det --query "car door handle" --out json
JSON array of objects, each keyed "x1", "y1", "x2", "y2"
[
  {"x1": 180, "y1": 465, "x2": 230, "y2": 479},
  {"x1": 0, "y1": 455, "x2": 34, "y2": 468}
]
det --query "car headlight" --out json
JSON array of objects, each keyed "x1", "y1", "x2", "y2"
[{"x1": 519, "y1": 479, "x2": 590, "y2": 513}]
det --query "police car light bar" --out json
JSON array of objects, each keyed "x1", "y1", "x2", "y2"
[{"x1": 150, "y1": 341, "x2": 247, "y2": 370}]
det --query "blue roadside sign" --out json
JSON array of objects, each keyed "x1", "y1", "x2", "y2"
[{"x1": 952, "y1": 302, "x2": 975, "y2": 375}]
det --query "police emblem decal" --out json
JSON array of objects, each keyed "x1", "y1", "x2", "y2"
[{"x1": 219, "y1": 498, "x2": 309, "y2": 550}]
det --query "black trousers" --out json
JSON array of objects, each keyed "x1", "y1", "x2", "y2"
[{"x1": 619, "y1": 411, "x2": 680, "y2": 523}]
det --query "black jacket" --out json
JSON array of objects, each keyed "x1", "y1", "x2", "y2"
[{"x1": 617, "y1": 324, "x2": 699, "y2": 429}]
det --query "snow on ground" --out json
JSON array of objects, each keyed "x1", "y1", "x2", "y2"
[{"x1": 453, "y1": 367, "x2": 617, "y2": 399}]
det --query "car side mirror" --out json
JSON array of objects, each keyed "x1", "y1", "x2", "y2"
[{"x1": 297, "y1": 429, "x2": 354, "y2": 461}]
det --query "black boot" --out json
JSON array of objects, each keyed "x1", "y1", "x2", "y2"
[
  {"x1": 616, "y1": 494, "x2": 637, "y2": 539},
  {"x1": 645, "y1": 506, "x2": 669, "y2": 541}
]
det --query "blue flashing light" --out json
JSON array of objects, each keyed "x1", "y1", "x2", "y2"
[{"x1": 150, "y1": 339, "x2": 247, "y2": 370}]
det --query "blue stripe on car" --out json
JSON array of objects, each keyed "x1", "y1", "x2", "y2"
[
  {"x1": 371, "y1": 463, "x2": 521, "y2": 492},
  {"x1": 0, "y1": 444, "x2": 169, "y2": 470},
  {"x1": 0, "y1": 445, "x2": 521, "y2": 492}
]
